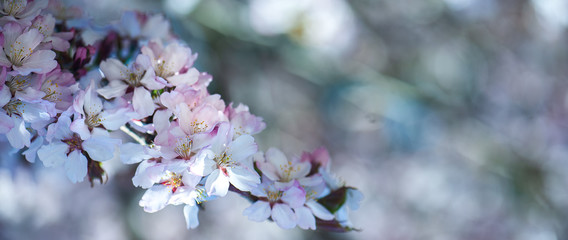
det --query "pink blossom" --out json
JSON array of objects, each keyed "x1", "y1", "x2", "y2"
[
  {"x1": 37, "y1": 111, "x2": 121, "y2": 183},
  {"x1": 0, "y1": 0, "x2": 48, "y2": 25},
  {"x1": 0, "y1": 22, "x2": 57, "y2": 75},
  {"x1": 191, "y1": 122, "x2": 260, "y2": 197},
  {"x1": 243, "y1": 177, "x2": 306, "y2": 229}
]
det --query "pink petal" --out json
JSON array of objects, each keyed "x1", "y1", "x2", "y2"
[{"x1": 281, "y1": 186, "x2": 306, "y2": 209}]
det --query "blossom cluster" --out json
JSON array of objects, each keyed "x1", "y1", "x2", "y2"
[{"x1": 0, "y1": 0, "x2": 361, "y2": 232}]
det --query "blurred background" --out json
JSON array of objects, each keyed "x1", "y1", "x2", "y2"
[{"x1": 2, "y1": 0, "x2": 568, "y2": 239}]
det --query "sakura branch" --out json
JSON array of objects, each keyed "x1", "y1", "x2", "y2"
[{"x1": 0, "y1": 0, "x2": 362, "y2": 232}]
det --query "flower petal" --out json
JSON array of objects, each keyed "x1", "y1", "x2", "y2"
[
  {"x1": 295, "y1": 206, "x2": 316, "y2": 230},
  {"x1": 96, "y1": 80, "x2": 128, "y2": 99},
  {"x1": 82, "y1": 135, "x2": 121, "y2": 162},
  {"x1": 37, "y1": 142, "x2": 68, "y2": 167},
  {"x1": 183, "y1": 204, "x2": 200, "y2": 229},
  {"x1": 205, "y1": 169, "x2": 229, "y2": 197},
  {"x1": 120, "y1": 142, "x2": 150, "y2": 164},
  {"x1": 15, "y1": 50, "x2": 57, "y2": 75},
  {"x1": 271, "y1": 203, "x2": 296, "y2": 229},
  {"x1": 228, "y1": 134, "x2": 257, "y2": 163},
  {"x1": 6, "y1": 117, "x2": 30, "y2": 149},
  {"x1": 100, "y1": 58, "x2": 128, "y2": 81},
  {"x1": 227, "y1": 166, "x2": 260, "y2": 192},
  {"x1": 281, "y1": 185, "x2": 306, "y2": 209},
  {"x1": 64, "y1": 150, "x2": 88, "y2": 183},
  {"x1": 132, "y1": 86, "x2": 156, "y2": 118},
  {"x1": 139, "y1": 185, "x2": 172, "y2": 213},
  {"x1": 243, "y1": 201, "x2": 271, "y2": 222},
  {"x1": 23, "y1": 135, "x2": 43, "y2": 163},
  {"x1": 306, "y1": 200, "x2": 334, "y2": 220}
]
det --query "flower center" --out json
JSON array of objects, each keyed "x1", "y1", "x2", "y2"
[
  {"x1": 155, "y1": 59, "x2": 173, "y2": 78},
  {"x1": 3, "y1": 0, "x2": 26, "y2": 16},
  {"x1": 86, "y1": 112, "x2": 103, "y2": 128},
  {"x1": 8, "y1": 41, "x2": 34, "y2": 66},
  {"x1": 2, "y1": 99, "x2": 23, "y2": 117},
  {"x1": 279, "y1": 161, "x2": 301, "y2": 182},
  {"x1": 6, "y1": 75, "x2": 30, "y2": 94},
  {"x1": 266, "y1": 190, "x2": 282, "y2": 202},
  {"x1": 189, "y1": 119, "x2": 208, "y2": 134},
  {"x1": 41, "y1": 79, "x2": 63, "y2": 102},
  {"x1": 161, "y1": 171, "x2": 184, "y2": 193},
  {"x1": 63, "y1": 134, "x2": 83, "y2": 154},
  {"x1": 174, "y1": 136, "x2": 193, "y2": 160}
]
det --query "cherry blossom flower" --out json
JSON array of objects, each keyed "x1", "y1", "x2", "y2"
[
  {"x1": 30, "y1": 13, "x2": 73, "y2": 51},
  {"x1": 225, "y1": 103, "x2": 266, "y2": 139},
  {"x1": 0, "y1": 22, "x2": 57, "y2": 75},
  {"x1": 256, "y1": 147, "x2": 311, "y2": 184},
  {"x1": 191, "y1": 122, "x2": 260, "y2": 197},
  {"x1": 98, "y1": 55, "x2": 163, "y2": 118},
  {"x1": 141, "y1": 40, "x2": 199, "y2": 87},
  {"x1": 71, "y1": 81, "x2": 132, "y2": 139},
  {"x1": 138, "y1": 160, "x2": 206, "y2": 213},
  {"x1": 37, "y1": 111, "x2": 121, "y2": 183},
  {"x1": 0, "y1": 0, "x2": 48, "y2": 25},
  {"x1": 243, "y1": 177, "x2": 306, "y2": 229}
]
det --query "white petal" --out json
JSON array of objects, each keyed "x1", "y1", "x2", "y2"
[
  {"x1": 100, "y1": 107, "x2": 135, "y2": 131},
  {"x1": 0, "y1": 112, "x2": 14, "y2": 134},
  {"x1": 139, "y1": 185, "x2": 172, "y2": 213},
  {"x1": 166, "y1": 68, "x2": 199, "y2": 87},
  {"x1": 84, "y1": 82, "x2": 103, "y2": 114},
  {"x1": 0, "y1": 85, "x2": 11, "y2": 106},
  {"x1": 132, "y1": 161, "x2": 164, "y2": 188},
  {"x1": 120, "y1": 142, "x2": 150, "y2": 164},
  {"x1": 37, "y1": 142, "x2": 68, "y2": 167},
  {"x1": 96, "y1": 81, "x2": 128, "y2": 99},
  {"x1": 271, "y1": 203, "x2": 296, "y2": 229},
  {"x1": 82, "y1": 136, "x2": 121, "y2": 162},
  {"x1": 65, "y1": 150, "x2": 88, "y2": 183},
  {"x1": 306, "y1": 200, "x2": 334, "y2": 220},
  {"x1": 132, "y1": 87, "x2": 155, "y2": 118},
  {"x1": 227, "y1": 166, "x2": 260, "y2": 192},
  {"x1": 139, "y1": 67, "x2": 162, "y2": 90},
  {"x1": 15, "y1": 50, "x2": 57, "y2": 75},
  {"x1": 190, "y1": 149, "x2": 216, "y2": 176},
  {"x1": 295, "y1": 206, "x2": 316, "y2": 230},
  {"x1": 183, "y1": 204, "x2": 200, "y2": 229},
  {"x1": 6, "y1": 117, "x2": 30, "y2": 149},
  {"x1": 23, "y1": 135, "x2": 43, "y2": 163},
  {"x1": 100, "y1": 58, "x2": 128, "y2": 81},
  {"x1": 228, "y1": 135, "x2": 257, "y2": 163},
  {"x1": 205, "y1": 169, "x2": 229, "y2": 197},
  {"x1": 70, "y1": 118, "x2": 91, "y2": 140},
  {"x1": 243, "y1": 201, "x2": 271, "y2": 222}
]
